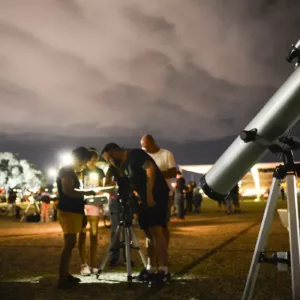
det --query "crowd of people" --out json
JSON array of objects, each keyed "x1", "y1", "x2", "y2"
[
  {"x1": 55, "y1": 134, "x2": 243, "y2": 289},
  {"x1": 56, "y1": 135, "x2": 178, "y2": 288},
  {"x1": 0, "y1": 186, "x2": 59, "y2": 222},
  {"x1": 0, "y1": 134, "x2": 242, "y2": 289}
]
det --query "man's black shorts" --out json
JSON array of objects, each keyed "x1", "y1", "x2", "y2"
[{"x1": 138, "y1": 193, "x2": 169, "y2": 230}]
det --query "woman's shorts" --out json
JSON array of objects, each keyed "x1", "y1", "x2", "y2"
[{"x1": 58, "y1": 210, "x2": 83, "y2": 234}]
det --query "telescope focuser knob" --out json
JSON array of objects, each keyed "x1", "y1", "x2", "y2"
[{"x1": 240, "y1": 129, "x2": 258, "y2": 143}]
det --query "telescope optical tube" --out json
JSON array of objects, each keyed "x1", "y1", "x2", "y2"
[{"x1": 201, "y1": 66, "x2": 300, "y2": 201}]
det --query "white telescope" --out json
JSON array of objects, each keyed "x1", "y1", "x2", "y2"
[
  {"x1": 200, "y1": 39, "x2": 300, "y2": 300},
  {"x1": 200, "y1": 39, "x2": 300, "y2": 201}
]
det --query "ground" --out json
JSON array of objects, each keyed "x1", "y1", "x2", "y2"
[{"x1": 0, "y1": 199, "x2": 292, "y2": 300}]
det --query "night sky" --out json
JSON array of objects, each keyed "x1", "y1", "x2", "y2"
[{"x1": 0, "y1": 0, "x2": 300, "y2": 171}]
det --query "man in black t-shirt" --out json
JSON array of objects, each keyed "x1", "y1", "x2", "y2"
[{"x1": 101, "y1": 143, "x2": 170, "y2": 283}]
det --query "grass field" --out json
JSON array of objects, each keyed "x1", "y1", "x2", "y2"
[{"x1": 0, "y1": 198, "x2": 294, "y2": 300}]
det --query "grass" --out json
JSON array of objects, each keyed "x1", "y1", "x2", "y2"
[{"x1": 0, "y1": 198, "x2": 293, "y2": 300}]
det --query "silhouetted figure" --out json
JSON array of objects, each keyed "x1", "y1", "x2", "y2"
[
  {"x1": 193, "y1": 184, "x2": 203, "y2": 213},
  {"x1": 185, "y1": 183, "x2": 194, "y2": 213},
  {"x1": 174, "y1": 171, "x2": 186, "y2": 219},
  {"x1": 231, "y1": 184, "x2": 241, "y2": 213}
]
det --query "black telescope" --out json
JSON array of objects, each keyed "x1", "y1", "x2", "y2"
[{"x1": 200, "y1": 38, "x2": 300, "y2": 201}]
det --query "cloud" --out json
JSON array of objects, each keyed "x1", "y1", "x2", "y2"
[{"x1": 0, "y1": 0, "x2": 299, "y2": 142}]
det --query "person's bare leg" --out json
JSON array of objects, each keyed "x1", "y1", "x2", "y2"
[
  {"x1": 59, "y1": 234, "x2": 76, "y2": 282},
  {"x1": 162, "y1": 227, "x2": 170, "y2": 246},
  {"x1": 144, "y1": 229, "x2": 157, "y2": 271},
  {"x1": 163, "y1": 198, "x2": 172, "y2": 246},
  {"x1": 41, "y1": 203, "x2": 45, "y2": 222},
  {"x1": 89, "y1": 216, "x2": 99, "y2": 268},
  {"x1": 149, "y1": 226, "x2": 168, "y2": 268},
  {"x1": 78, "y1": 230, "x2": 87, "y2": 265},
  {"x1": 45, "y1": 203, "x2": 49, "y2": 222}
]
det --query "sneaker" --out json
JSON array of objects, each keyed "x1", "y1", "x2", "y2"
[
  {"x1": 134, "y1": 268, "x2": 151, "y2": 282},
  {"x1": 91, "y1": 268, "x2": 98, "y2": 275},
  {"x1": 80, "y1": 264, "x2": 91, "y2": 276},
  {"x1": 151, "y1": 271, "x2": 171, "y2": 285}
]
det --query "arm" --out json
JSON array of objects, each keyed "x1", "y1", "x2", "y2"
[
  {"x1": 99, "y1": 169, "x2": 105, "y2": 187},
  {"x1": 104, "y1": 167, "x2": 117, "y2": 187},
  {"x1": 162, "y1": 167, "x2": 177, "y2": 179},
  {"x1": 61, "y1": 175, "x2": 95, "y2": 198},
  {"x1": 161, "y1": 151, "x2": 177, "y2": 179},
  {"x1": 143, "y1": 160, "x2": 156, "y2": 207},
  {"x1": 103, "y1": 167, "x2": 118, "y2": 195}
]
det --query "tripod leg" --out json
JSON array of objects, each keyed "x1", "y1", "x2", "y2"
[
  {"x1": 20, "y1": 202, "x2": 31, "y2": 222},
  {"x1": 124, "y1": 227, "x2": 133, "y2": 282},
  {"x1": 35, "y1": 201, "x2": 41, "y2": 214},
  {"x1": 286, "y1": 175, "x2": 300, "y2": 300},
  {"x1": 130, "y1": 227, "x2": 147, "y2": 267},
  {"x1": 97, "y1": 225, "x2": 122, "y2": 278},
  {"x1": 242, "y1": 177, "x2": 281, "y2": 300}
]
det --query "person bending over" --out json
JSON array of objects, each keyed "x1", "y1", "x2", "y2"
[{"x1": 101, "y1": 143, "x2": 170, "y2": 284}]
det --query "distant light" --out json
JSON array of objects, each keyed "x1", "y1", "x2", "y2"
[
  {"x1": 242, "y1": 188, "x2": 264, "y2": 201},
  {"x1": 59, "y1": 152, "x2": 73, "y2": 166},
  {"x1": 48, "y1": 168, "x2": 58, "y2": 178}
]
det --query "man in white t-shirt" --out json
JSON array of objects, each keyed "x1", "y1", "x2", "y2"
[{"x1": 140, "y1": 134, "x2": 177, "y2": 246}]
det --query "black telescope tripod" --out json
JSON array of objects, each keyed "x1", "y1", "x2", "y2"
[
  {"x1": 97, "y1": 197, "x2": 147, "y2": 284},
  {"x1": 241, "y1": 130, "x2": 300, "y2": 300}
]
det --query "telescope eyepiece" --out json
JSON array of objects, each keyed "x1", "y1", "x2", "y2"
[{"x1": 240, "y1": 129, "x2": 258, "y2": 143}]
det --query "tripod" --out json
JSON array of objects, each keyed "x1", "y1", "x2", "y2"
[
  {"x1": 97, "y1": 199, "x2": 147, "y2": 283},
  {"x1": 20, "y1": 199, "x2": 40, "y2": 222},
  {"x1": 242, "y1": 149, "x2": 300, "y2": 300}
]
